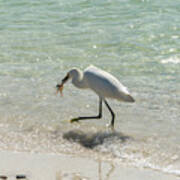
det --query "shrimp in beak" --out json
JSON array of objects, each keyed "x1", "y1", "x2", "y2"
[{"x1": 56, "y1": 73, "x2": 70, "y2": 96}]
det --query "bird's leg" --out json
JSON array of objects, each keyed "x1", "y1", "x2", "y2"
[
  {"x1": 70, "y1": 98, "x2": 102, "y2": 123},
  {"x1": 104, "y1": 99, "x2": 115, "y2": 131}
]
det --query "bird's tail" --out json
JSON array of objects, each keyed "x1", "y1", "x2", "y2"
[
  {"x1": 122, "y1": 94, "x2": 135, "y2": 103},
  {"x1": 127, "y1": 94, "x2": 135, "y2": 102}
]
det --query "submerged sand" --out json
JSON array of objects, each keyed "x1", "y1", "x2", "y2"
[{"x1": 0, "y1": 151, "x2": 179, "y2": 180}]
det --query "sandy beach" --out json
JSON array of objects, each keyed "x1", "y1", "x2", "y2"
[{"x1": 0, "y1": 151, "x2": 179, "y2": 180}]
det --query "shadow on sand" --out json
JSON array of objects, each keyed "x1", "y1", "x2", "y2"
[{"x1": 63, "y1": 130, "x2": 131, "y2": 149}]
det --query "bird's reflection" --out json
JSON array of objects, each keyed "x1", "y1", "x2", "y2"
[
  {"x1": 98, "y1": 160, "x2": 115, "y2": 180},
  {"x1": 63, "y1": 130, "x2": 130, "y2": 179}
]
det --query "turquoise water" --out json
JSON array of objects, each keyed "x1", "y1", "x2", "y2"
[{"x1": 0, "y1": 0, "x2": 180, "y2": 177}]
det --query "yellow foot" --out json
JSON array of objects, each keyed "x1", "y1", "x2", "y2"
[{"x1": 70, "y1": 118, "x2": 79, "y2": 123}]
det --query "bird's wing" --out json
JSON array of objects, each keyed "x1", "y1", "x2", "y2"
[{"x1": 84, "y1": 66, "x2": 130, "y2": 100}]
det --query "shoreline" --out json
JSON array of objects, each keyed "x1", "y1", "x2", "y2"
[{"x1": 0, "y1": 151, "x2": 179, "y2": 180}]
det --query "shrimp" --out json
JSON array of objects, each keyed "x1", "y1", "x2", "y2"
[{"x1": 56, "y1": 84, "x2": 64, "y2": 96}]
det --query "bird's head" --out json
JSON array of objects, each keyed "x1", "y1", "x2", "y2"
[{"x1": 56, "y1": 68, "x2": 81, "y2": 96}]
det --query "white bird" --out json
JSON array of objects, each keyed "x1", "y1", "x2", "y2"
[{"x1": 56, "y1": 65, "x2": 135, "y2": 130}]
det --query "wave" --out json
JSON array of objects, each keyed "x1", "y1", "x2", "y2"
[
  {"x1": 63, "y1": 130, "x2": 180, "y2": 177},
  {"x1": 161, "y1": 57, "x2": 180, "y2": 64}
]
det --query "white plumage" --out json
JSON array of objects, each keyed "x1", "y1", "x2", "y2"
[
  {"x1": 56, "y1": 65, "x2": 135, "y2": 130},
  {"x1": 82, "y1": 66, "x2": 134, "y2": 102}
]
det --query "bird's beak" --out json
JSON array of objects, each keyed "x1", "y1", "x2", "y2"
[
  {"x1": 56, "y1": 73, "x2": 70, "y2": 96},
  {"x1": 62, "y1": 73, "x2": 70, "y2": 84}
]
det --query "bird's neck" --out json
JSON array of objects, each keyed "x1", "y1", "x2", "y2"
[{"x1": 72, "y1": 71, "x2": 88, "y2": 89}]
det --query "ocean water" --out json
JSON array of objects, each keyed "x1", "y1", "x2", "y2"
[{"x1": 0, "y1": 0, "x2": 180, "y2": 177}]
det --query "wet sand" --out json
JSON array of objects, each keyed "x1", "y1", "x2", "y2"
[{"x1": 0, "y1": 151, "x2": 179, "y2": 180}]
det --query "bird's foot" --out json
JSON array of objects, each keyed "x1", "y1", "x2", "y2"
[
  {"x1": 106, "y1": 123, "x2": 115, "y2": 132},
  {"x1": 70, "y1": 118, "x2": 79, "y2": 123}
]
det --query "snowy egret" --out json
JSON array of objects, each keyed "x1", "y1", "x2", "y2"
[{"x1": 56, "y1": 66, "x2": 135, "y2": 129}]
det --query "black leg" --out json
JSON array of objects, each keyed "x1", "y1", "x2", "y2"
[
  {"x1": 70, "y1": 97, "x2": 102, "y2": 123},
  {"x1": 104, "y1": 99, "x2": 115, "y2": 129}
]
